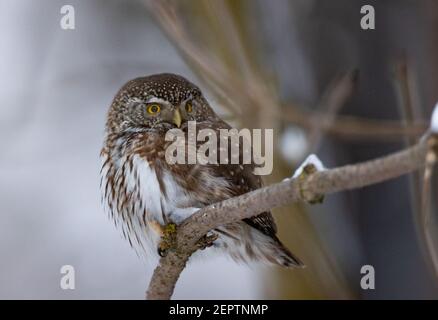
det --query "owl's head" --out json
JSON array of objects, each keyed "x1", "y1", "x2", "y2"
[{"x1": 107, "y1": 73, "x2": 217, "y2": 134}]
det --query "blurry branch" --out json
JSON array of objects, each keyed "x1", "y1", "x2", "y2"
[
  {"x1": 307, "y1": 69, "x2": 358, "y2": 152},
  {"x1": 147, "y1": 131, "x2": 431, "y2": 299},
  {"x1": 393, "y1": 59, "x2": 420, "y2": 146},
  {"x1": 282, "y1": 107, "x2": 427, "y2": 141},
  {"x1": 146, "y1": 0, "x2": 428, "y2": 141}
]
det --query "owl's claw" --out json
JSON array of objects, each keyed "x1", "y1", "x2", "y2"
[
  {"x1": 196, "y1": 233, "x2": 218, "y2": 250},
  {"x1": 157, "y1": 222, "x2": 177, "y2": 257},
  {"x1": 157, "y1": 246, "x2": 167, "y2": 257}
]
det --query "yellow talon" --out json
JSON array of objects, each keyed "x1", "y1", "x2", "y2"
[{"x1": 158, "y1": 222, "x2": 177, "y2": 257}]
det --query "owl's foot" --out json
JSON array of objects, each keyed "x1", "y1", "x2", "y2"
[
  {"x1": 157, "y1": 222, "x2": 177, "y2": 257},
  {"x1": 196, "y1": 233, "x2": 218, "y2": 250}
]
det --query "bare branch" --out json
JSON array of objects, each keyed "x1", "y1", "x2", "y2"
[{"x1": 146, "y1": 135, "x2": 430, "y2": 299}]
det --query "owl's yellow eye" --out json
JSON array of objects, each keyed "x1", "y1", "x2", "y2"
[
  {"x1": 185, "y1": 102, "x2": 193, "y2": 113},
  {"x1": 146, "y1": 104, "x2": 161, "y2": 114}
]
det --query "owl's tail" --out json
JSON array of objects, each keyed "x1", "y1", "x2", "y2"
[
  {"x1": 214, "y1": 225, "x2": 304, "y2": 268},
  {"x1": 268, "y1": 235, "x2": 305, "y2": 268}
]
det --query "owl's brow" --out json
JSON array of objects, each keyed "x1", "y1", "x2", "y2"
[
  {"x1": 144, "y1": 97, "x2": 173, "y2": 106},
  {"x1": 126, "y1": 97, "x2": 171, "y2": 107}
]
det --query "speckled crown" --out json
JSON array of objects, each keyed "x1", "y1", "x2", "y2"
[{"x1": 121, "y1": 73, "x2": 202, "y2": 105}]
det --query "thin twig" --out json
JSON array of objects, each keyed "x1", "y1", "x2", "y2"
[
  {"x1": 282, "y1": 107, "x2": 427, "y2": 141},
  {"x1": 307, "y1": 69, "x2": 358, "y2": 152},
  {"x1": 147, "y1": 135, "x2": 429, "y2": 299},
  {"x1": 394, "y1": 58, "x2": 418, "y2": 146}
]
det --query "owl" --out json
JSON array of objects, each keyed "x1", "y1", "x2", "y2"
[{"x1": 100, "y1": 73, "x2": 303, "y2": 267}]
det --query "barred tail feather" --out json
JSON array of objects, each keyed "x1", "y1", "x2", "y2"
[{"x1": 269, "y1": 235, "x2": 305, "y2": 268}]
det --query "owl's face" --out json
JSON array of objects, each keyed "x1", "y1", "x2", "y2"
[{"x1": 107, "y1": 73, "x2": 217, "y2": 134}]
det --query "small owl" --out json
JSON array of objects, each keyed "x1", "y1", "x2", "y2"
[{"x1": 101, "y1": 73, "x2": 303, "y2": 267}]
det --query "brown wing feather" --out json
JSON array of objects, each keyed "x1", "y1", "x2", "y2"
[{"x1": 194, "y1": 119, "x2": 278, "y2": 238}]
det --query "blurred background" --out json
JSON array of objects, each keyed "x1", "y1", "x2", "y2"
[{"x1": 1, "y1": 0, "x2": 438, "y2": 299}]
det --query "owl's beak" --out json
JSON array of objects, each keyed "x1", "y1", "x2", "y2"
[{"x1": 173, "y1": 109, "x2": 182, "y2": 128}]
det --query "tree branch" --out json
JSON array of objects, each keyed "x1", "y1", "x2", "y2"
[{"x1": 146, "y1": 134, "x2": 431, "y2": 300}]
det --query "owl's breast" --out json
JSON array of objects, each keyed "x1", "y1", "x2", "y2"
[
  {"x1": 131, "y1": 155, "x2": 199, "y2": 224},
  {"x1": 101, "y1": 150, "x2": 201, "y2": 256}
]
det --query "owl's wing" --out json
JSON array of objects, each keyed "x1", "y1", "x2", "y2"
[
  {"x1": 243, "y1": 212, "x2": 277, "y2": 237},
  {"x1": 198, "y1": 120, "x2": 278, "y2": 238},
  {"x1": 226, "y1": 163, "x2": 278, "y2": 238}
]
